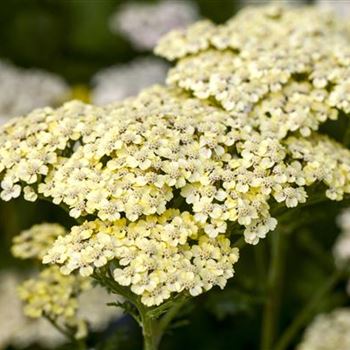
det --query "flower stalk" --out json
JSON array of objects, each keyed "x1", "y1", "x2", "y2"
[
  {"x1": 93, "y1": 268, "x2": 188, "y2": 350},
  {"x1": 139, "y1": 305, "x2": 161, "y2": 350},
  {"x1": 261, "y1": 229, "x2": 286, "y2": 350}
]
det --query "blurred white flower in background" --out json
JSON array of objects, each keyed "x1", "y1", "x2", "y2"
[
  {"x1": 13, "y1": 319, "x2": 66, "y2": 349},
  {"x1": 335, "y1": 208, "x2": 350, "y2": 296},
  {"x1": 110, "y1": 0, "x2": 199, "y2": 50},
  {"x1": 92, "y1": 57, "x2": 168, "y2": 105},
  {"x1": 243, "y1": 0, "x2": 305, "y2": 5},
  {"x1": 0, "y1": 61, "x2": 69, "y2": 124},
  {"x1": 78, "y1": 285, "x2": 120, "y2": 331},
  {"x1": 0, "y1": 271, "x2": 120, "y2": 349},
  {"x1": 298, "y1": 308, "x2": 350, "y2": 350},
  {"x1": 0, "y1": 272, "x2": 35, "y2": 348},
  {"x1": 333, "y1": 208, "x2": 350, "y2": 268},
  {"x1": 317, "y1": 0, "x2": 350, "y2": 18}
]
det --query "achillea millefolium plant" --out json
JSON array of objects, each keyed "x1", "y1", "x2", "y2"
[{"x1": 3, "y1": 4, "x2": 350, "y2": 350}]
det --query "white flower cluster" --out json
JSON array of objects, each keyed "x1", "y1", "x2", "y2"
[
  {"x1": 0, "y1": 61, "x2": 68, "y2": 124},
  {"x1": 1, "y1": 84, "x2": 350, "y2": 246},
  {"x1": 298, "y1": 308, "x2": 350, "y2": 350},
  {"x1": 156, "y1": 5, "x2": 350, "y2": 129},
  {"x1": 44, "y1": 209, "x2": 239, "y2": 306},
  {"x1": 2, "y1": 4, "x2": 350, "y2": 308},
  {"x1": 110, "y1": 0, "x2": 199, "y2": 50},
  {"x1": 0, "y1": 270, "x2": 119, "y2": 348},
  {"x1": 92, "y1": 57, "x2": 168, "y2": 105}
]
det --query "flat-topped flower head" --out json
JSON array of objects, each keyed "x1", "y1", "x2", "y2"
[
  {"x1": 43, "y1": 210, "x2": 239, "y2": 306},
  {"x1": 2, "y1": 4, "x2": 350, "y2": 310},
  {"x1": 156, "y1": 5, "x2": 350, "y2": 137},
  {"x1": 1, "y1": 84, "x2": 350, "y2": 246}
]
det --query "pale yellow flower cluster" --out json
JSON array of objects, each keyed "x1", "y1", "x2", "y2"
[
  {"x1": 12, "y1": 223, "x2": 66, "y2": 260},
  {"x1": 298, "y1": 308, "x2": 350, "y2": 350},
  {"x1": 156, "y1": 5, "x2": 350, "y2": 136},
  {"x1": 18, "y1": 265, "x2": 91, "y2": 339},
  {"x1": 0, "y1": 270, "x2": 118, "y2": 349},
  {"x1": 2, "y1": 5, "x2": 350, "y2": 308},
  {"x1": 10, "y1": 223, "x2": 122, "y2": 340},
  {"x1": 1, "y1": 84, "x2": 350, "y2": 247},
  {"x1": 43, "y1": 209, "x2": 239, "y2": 306}
]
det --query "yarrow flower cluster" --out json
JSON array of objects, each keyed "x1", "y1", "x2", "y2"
[
  {"x1": 1, "y1": 83, "x2": 350, "y2": 246},
  {"x1": 43, "y1": 210, "x2": 239, "y2": 306},
  {"x1": 298, "y1": 308, "x2": 350, "y2": 350},
  {"x1": 110, "y1": 0, "x2": 199, "y2": 50},
  {"x1": 2, "y1": 5, "x2": 350, "y2": 308},
  {"x1": 0, "y1": 61, "x2": 68, "y2": 124},
  {"x1": 16, "y1": 266, "x2": 119, "y2": 341},
  {"x1": 0, "y1": 270, "x2": 119, "y2": 348},
  {"x1": 156, "y1": 5, "x2": 350, "y2": 125},
  {"x1": 18, "y1": 266, "x2": 90, "y2": 339},
  {"x1": 10, "y1": 223, "x2": 121, "y2": 342},
  {"x1": 92, "y1": 57, "x2": 168, "y2": 105}
]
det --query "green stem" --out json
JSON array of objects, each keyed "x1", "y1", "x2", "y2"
[
  {"x1": 93, "y1": 268, "x2": 188, "y2": 350},
  {"x1": 138, "y1": 295, "x2": 188, "y2": 350},
  {"x1": 139, "y1": 304, "x2": 161, "y2": 350},
  {"x1": 261, "y1": 229, "x2": 286, "y2": 350},
  {"x1": 274, "y1": 270, "x2": 343, "y2": 350}
]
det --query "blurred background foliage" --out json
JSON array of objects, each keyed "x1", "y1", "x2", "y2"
[
  {"x1": 2, "y1": 1, "x2": 347, "y2": 350},
  {"x1": 0, "y1": 0, "x2": 246, "y2": 84}
]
